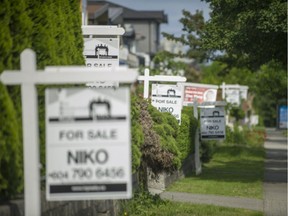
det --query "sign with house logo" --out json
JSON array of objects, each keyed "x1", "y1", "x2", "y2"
[
  {"x1": 45, "y1": 87, "x2": 131, "y2": 201},
  {"x1": 221, "y1": 84, "x2": 249, "y2": 107},
  {"x1": 84, "y1": 37, "x2": 119, "y2": 68},
  {"x1": 180, "y1": 83, "x2": 218, "y2": 106},
  {"x1": 225, "y1": 88, "x2": 241, "y2": 106},
  {"x1": 151, "y1": 84, "x2": 182, "y2": 124},
  {"x1": 200, "y1": 107, "x2": 226, "y2": 140}
]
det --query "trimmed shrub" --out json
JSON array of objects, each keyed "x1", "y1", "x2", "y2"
[
  {"x1": 177, "y1": 107, "x2": 198, "y2": 161},
  {"x1": 200, "y1": 141, "x2": 217, "y2": 163},
  {"x1": 0, "y1": 84, "x2": 23, "y2": 200},
  {"x1": 0, "y1": 0, "x2": 85, "y2": 199},
  {"x1": 147, "y1": 103, "x2": 181, "y2": 170},
  {"x1": 131, "y1": 95, "x2": 144, "y2": 173}
]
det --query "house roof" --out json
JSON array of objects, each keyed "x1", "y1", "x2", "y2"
[{"x1": 88, "y1": 0, "x2": 168, "y2": 23}]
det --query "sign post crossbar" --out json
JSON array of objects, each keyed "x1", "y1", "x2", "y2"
[{"x1": 138, "y1": 69, "x2": 186, "y2": 98}]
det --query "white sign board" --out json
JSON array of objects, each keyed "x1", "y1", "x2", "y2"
[
  {"x1": 200, "y1": 107, "x2": 226, "y2": 140},
  {"x1": 221, "y1": 83, "x2": 249, "y2": 106},
  {"x1": 84, "y1": 37, "x2": 119, "y2": 68},
  {"x1": 46, "y1": 87, "x2": 132, "y2": 201},
  {"x1": 225, "y1": 88, "x2": 240, "y2": 105},
  {"x1": 151, "y1": 84, "x2": 182, "y2": 124}
]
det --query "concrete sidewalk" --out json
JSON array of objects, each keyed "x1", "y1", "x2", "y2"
[
  {"x1": 264, "y1": 128, "x2": 287, "y2": 216},
  {"x1": 160, "y1": 128, "x2": 287, "y2": 215}
]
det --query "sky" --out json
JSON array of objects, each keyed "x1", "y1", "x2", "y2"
[{"x1": 107, "y1": 0, "x2": 211, "y2": 36}]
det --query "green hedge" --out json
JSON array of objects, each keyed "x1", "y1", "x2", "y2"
[
  {"x1": 0, "y1": 0, "x2": 84, "y2": 199},
  {"x1": 177, "y1": 107, "x2": 198, "y2": 161},
  {"x1": 0, "y1": 84, "x2": 23, "y2": 200}
]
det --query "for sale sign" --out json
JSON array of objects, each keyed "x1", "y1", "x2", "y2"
[
  {"x1": 180, "y1": 83, "x2": 218, "y2": 106},
  {"x1": 200, "y1": 107, "x2": 226, "y2": 140},
  {"x1": 45, "y1": 88, "x2": 131, "y2": 201},
  {"x1": 151, "y1": 84, "x2": 182, "y2": 124},
  {"x1": 83, "y1": 36, "x2": 119, "y2": 68}
]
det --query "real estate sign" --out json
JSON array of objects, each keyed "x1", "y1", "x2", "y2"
[
  {"x1": 200, "y1": 107, "x2": 226, "y2": 140},
  {"x1": 46, "y1": 87, "x2": 132, "y2": 201},
  {"x1": 180, "y1": 83, "x2": 218, "y2": 106},
  {"x1": 151, "y1": 84, "x2": 182, "y2": 124},
  {"x1": 278, "y1": 105, "x2": 288, "y2": 129},
  {"x1": 83, "y1": 36, "x2": 119, "y2": 68},
  {"x1": 221, "y1": 83, "x2": 249, "y2": 106}
]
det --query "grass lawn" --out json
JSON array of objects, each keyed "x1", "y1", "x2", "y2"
[
  {"x1": 122, "y1": 200, "x2": 263, "y2": 216},
  {"x1": 167, "y1": 145, "x2": 265, "y2": 199}
]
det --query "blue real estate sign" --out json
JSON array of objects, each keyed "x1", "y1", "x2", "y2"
[{"x1": 278, "y1": 105, "x2": 288, "y2": 129}]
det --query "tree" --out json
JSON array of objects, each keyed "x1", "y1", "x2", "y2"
[
  {"x1": 0, "y1": 0, "x2": 84, "y2": 199},
  {"x1": 162, "y1": 10, "x2": 208, "y2": 63},
  {"x1": 162, "y1": 0, "x2": 287, "y2": 70},
  {"x1": 0, "y1": 0, "x2": 32, "y2": 199},
  {"x1": 160, "y1": 0, "x2": 287, "y2": 126},
  {"x1": 252, "y1": 61, "x2": 287, "y2": 126},
  {"x1": 202, "y1": 0, "x2": 287, "y2": 70}
]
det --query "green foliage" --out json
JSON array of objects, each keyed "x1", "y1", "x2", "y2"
[
  {"x1": 224, "y1": 125, "x2": 246, "y2": 146},
  {"x1": 29, "y1": 0, "x2": 85, "y2": 175},
  {"x1": 229, "y1": 106, "x2": 245, "y2": 122},
  {"x1": 162, "y1": 10, "x2": 208, "y2": 63},
  {"x1": 152, "y1": 51, "x2": 188, "y2": 76},
  {"x1": 0, "y1": 84, "x2": 23, "y2": 200},
  {"x1": 148, "y1": 104, "x2": 181, "y2": 169},
  {"x1": 0, "y1": 0, "x2": 32, "y2": 199},
  {"x1": 201, "y1": 59, "x2": 287, "y2": 126},
  {"x1": 201, "y1": 61, "x2": 255, "y2": 86},
  {"x1": 29, "y1": 0, "x2": 84, "y2": 67},
  {"x1": 131, "y1": 95, "x2": 144, "y2": 173},
  {"x1": 162, "y1": 0, "x2": 287, "y2": 70},
  {"x1": 0, "y1": 0, "x2": 85, "y2": 199},
  {"x1": 224, "y1": 125, "x2": 266, "y2": 147},
  {"x1": 203, "y1": 0, "x2": 287, "y2": 69},
  {"x1": 177, "y1": 107, "x2": 198, "y2": 161},
  {"x1": 120, "y1": 188, "x2": 264, "y2": 215},
  {"x1": 252, "y1": 61, "x2": 287, "y2": 126},
  {"x1": 168, "y1": 143, "x2": 265, "y2": 200},
  {"x1": 131, "y1": 93, "x2": 198, "y2": 182},
  {"x1": 200, "y1": 141, "x2": 217, "y2": 163},
  {"x1": 120, "y1": 188, "x2": 166, "y2": 215}
]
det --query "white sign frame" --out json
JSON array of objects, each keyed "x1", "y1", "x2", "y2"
[{"x1": 138, "y1": 68, "x2": 186, "y2": 98}]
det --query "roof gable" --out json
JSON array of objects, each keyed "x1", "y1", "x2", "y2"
[{"x1": 88, "y1": 0, "x2": 167, "y2": 23}]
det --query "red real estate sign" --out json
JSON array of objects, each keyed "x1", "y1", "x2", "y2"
[{"x1": 181, "y1": 83, "x2": 218, "y2": 106}]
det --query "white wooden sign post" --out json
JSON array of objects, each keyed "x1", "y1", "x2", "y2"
[
  {"x1": 138, "y1": 68, "x2": 186, "y2": 98},
  {"x1": 192, "y1": 98, "x2": 202, "y2": 175},
  {"x1": 0, "y1": 49, "x2": 138, "y2": 216}
]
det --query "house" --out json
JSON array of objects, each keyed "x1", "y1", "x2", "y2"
[{"x1": 86, "y1": 0, "x2": 168, "y2": 66}]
